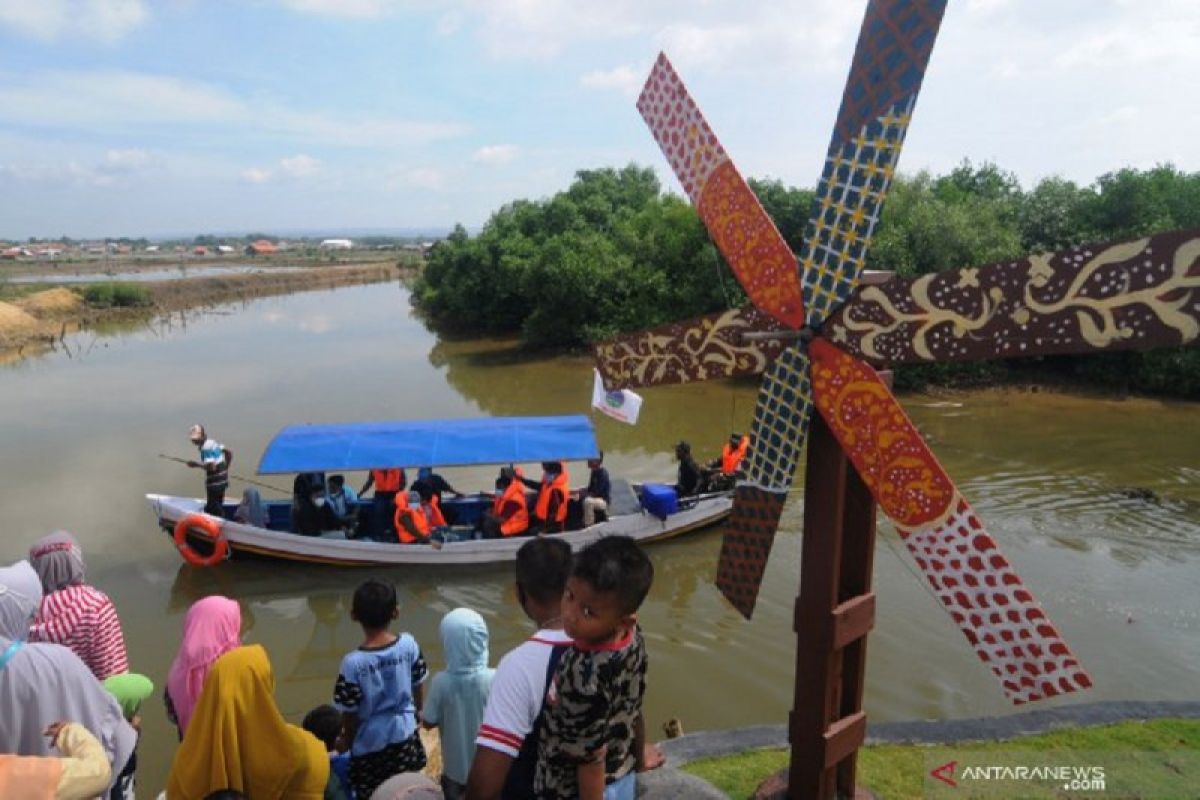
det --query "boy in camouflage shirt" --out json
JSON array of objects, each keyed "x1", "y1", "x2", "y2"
[{"x1": 535, "y1": 536, "x2": 653, "y2": 800}]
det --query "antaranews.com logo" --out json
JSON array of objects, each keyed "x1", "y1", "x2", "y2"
[{"x1": 924, "y1": 749, "x2": 1199, "y2": 798}]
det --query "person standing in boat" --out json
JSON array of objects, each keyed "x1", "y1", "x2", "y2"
[
  {"x1": 360, "y1": 467, "x2": 406, "y2": 540},
  {"x1": 186, "y1": 424, "x2": 232, "y2": 517},
  {"x1": 412, "y1": 467, "x2": 462, "y2": 524}
]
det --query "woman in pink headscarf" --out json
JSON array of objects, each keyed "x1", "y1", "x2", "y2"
[{"x1": 164, "y1": 595, "x2": 242, "y2": 738}]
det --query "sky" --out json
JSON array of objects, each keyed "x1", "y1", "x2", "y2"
[{"x1": 0, "y1": 0, "x2": 1196, "y2": 240}]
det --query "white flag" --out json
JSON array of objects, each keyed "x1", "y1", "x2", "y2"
[{"x1": 592, "y1": 369, "x2": 643, "y2": 425}]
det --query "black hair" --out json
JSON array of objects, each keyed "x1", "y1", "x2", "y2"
[
  {"x1": 302, "y1": 704, "x2": 341, "y2": 750},
  {"x1": 415, "y1": 482, "x2": 434, "y2": 502},
  {"x1": 676, "y1": 441, "x2": 691, "y2": 454},
  {"x1": 591, "y1": 450, "x2": 604, "y2": 463},
  {"x1": 515, "y1": 537, "x2": 572, "y2": 607},
  {"x1": 352, "y1": 579, "x2": 397, "y2": 629},
  {"x1": 328, "y1": 474, "x2": 345, "y2": 488},
  {"x1": 572, "y1": 535, "x2": 654, "y2": 615},
  {"x1": 204, "y1": 792, "x2": 247, "y2": 800}
]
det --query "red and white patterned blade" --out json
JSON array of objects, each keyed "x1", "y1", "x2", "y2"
[
  {"x1": 593, "y1": 305, "x2": 788, "y2": 391},
  {"x1": 638, "y1": 53, "x2": 805, "y2": 329},
  {"x1": 808, "y1": 337, "x2": 1092, "y2": 704}
]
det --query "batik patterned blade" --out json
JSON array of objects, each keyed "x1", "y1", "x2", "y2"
[
  {"x1": 593, "y1": 305, "x2": 787, "y2": 391},
  {"x1": 638, "y1": 53, "x2": 804, "y2": 329},
  {"x1": 808, "y1": 338, "x2": 1092, "y2": 704},
  {"x1": 715, "y1": 342, "x2": 813, "y2": 618},
  {"x1": 825, "y1": 229, "x2": 1200, "y2": 367},
  {"x1": 798, "y1": 0, "x2": 948, "y2": 328}
]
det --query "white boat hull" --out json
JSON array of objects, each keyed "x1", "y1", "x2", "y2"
[{"x1": 146, "y1": 491, "x2": 732, "y2": 566}]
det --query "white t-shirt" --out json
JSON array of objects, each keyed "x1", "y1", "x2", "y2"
[{"x1": 475, "y1": 627, "x2": 573, "y2": 758}]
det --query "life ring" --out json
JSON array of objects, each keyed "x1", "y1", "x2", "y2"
[{"x1": 174, "y1": 513, "x2": 229, "y2": 567}]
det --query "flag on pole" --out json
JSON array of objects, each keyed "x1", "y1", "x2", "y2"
[{"x1": 591, "y1": 369, "x2": 643, "y2": 425}]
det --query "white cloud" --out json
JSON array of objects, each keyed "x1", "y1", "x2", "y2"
[
  {"x1": 0, "y1": 0, "x2": 148, "y2": 42},
  {"x1": 388, "y1": 166, "x2": 446, "y2": 191},
  {"x1": 280, "y1": 154, "x2": 321, "y2": 177},
  {"x1": 436, "y1": 9, "x2": 463, "y2": 35},
  {"x1": 580, "y1": 66, "x2": 642, "y2": 96},
  {"x1": 277, "y1": 0, "x2": 398, "y2": 18},
  {"x1": 103, "y1": 148, "x2": 152, "y2": 172},
  {"x1": 0, "y1": 146, "x2": 157, "y2": 187},
  {"x1": 0, "y1": 70, "x2": 468, "y2": 149},
  {"x1": 241, "y1": 167, "x2": 273, "y2": 184},
  {"x1": 240, "y1": 154, "x2": 322, "y2": 183},
  {"x1": 471, "y1": 144, "x2": 518, "y2": 166}
]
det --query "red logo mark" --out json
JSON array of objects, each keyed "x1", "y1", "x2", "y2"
[{"x1": 930, "y1": 760, "x2": 957, "y2": 787}]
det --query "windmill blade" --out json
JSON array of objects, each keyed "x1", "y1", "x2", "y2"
[
  {"x1": 798, "y1": 0, "x2": 948, "y2": 327},
  {"x1": 825, "y1": 229, "x2": 1200, "y2": 366},
  {"x1": 716, "y1": 342, "x2": 814, "y2": 618},
  {"x1": 808, "y1": 338, "x2": 1092, "y2": 704},
  {"x1": 638, "y1": 53, "x2": 805, "y2": 329},
  {"x1": 594, "y1": 305, "x2": 788, "y2": 391}
]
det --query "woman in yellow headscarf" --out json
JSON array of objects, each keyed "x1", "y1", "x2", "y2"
[{"x1": 166, "y1": 644, "x2": 331, "y2": 800}]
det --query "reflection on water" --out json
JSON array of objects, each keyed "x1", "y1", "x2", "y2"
[{"x1": 0, "y1": 281, "x2": 1197, "y2": 792}]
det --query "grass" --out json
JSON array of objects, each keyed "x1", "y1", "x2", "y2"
[
  {"x1": 681, "y1": 719, "x2": 1200, "y2": 799},
  {"x1": 0, "y1": 280, "x2": 54, "y2": 301},
  {"x1": 81, "y1": 281, "x2": 151, "y2": 308}
]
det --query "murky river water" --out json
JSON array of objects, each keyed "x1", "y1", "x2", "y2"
[{"x1": 1, "y1": 280, "x2": 1197, "y2": 793}]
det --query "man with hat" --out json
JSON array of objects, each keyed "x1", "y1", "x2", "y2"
[{"x1": 186, "y1": 424, "x2": 233, "y2": 516}]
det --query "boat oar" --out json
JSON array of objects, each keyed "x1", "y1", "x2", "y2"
[{"x1": 157, "y1": 453, "x2": 289, "y2": 494}]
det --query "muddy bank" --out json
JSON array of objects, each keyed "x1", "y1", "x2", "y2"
[{"x1": 0, "y1": 263, "x2": 400, "y2": 363}]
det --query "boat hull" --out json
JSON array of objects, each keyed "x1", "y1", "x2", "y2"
[{"x1": 147, "y1": 491, "x2": 732, "y2": 566}]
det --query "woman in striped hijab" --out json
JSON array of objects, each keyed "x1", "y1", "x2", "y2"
[{"x1": 27, "y1": 531, "x2": 129, "y2": 681}]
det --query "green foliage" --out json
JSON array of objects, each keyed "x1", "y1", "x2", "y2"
[
  {"x1": 81, "y1": 282, "x2": 151, "y2": 308},
  {"x1": 414, "y1": 160, "x2": 1200, "y2": 396}
]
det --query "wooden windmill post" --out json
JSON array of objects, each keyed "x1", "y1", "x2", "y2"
[{"x1": 595, "y1": 2, "x2": 1199, "y2": 799}]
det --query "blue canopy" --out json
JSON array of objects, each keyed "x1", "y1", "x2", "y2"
[{"x1": 257, "y1": 415, "x2": 600, "y2": 474}]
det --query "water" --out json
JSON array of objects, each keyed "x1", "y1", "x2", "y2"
[{"x1": 1, "y1": 280, "x2": 1197, "y2": 792}]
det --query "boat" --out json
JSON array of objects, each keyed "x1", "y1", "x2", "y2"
[{"x1": 147, "y1": 415, "x2": 733, "y2": 566}]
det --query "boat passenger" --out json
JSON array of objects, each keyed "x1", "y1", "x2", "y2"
[
  {"x1": 327, "y1": 475, "x2": 359, "y2": 533},
  {"x1": 480, "y1": 468, "x2": 529, "y2": 539},
  {"x1": 164, "y1": 595, "x2": 242, "y2": 738},
  {"x1": 294, "y1": 476, "x2": 340, "y2": 537},
  {"x1": 412, "y1": 467, "x2": 462, "y2": 525},
  {"x1": 702, "y1": 432, "x2": 750, "y2": 491},
  {"x1": 674, "y1": 441, "x2": 702, "y2": 498},
  {"x1": 360, "y1": 468, "x2": 407, "y2": 540},
  {"x1": 522, "y1": 461, "x2": 570, "y2": 534},
  {"x1": 27, "y1": 530, "x2": 130, "y2": 682},
  {"x1": 0, "y1": 560, "x2": 137, "y2": 798},
  {"x1": 166, "y1": 644, "x2": 332, "y2": 799},
  {"x1": 578, "y1": 452, "x2": 612, "y2": 528},
  {"x1": 233, "y1": 487, "x2": 267, "y2": 528},
  {"x1": 396, "y1": 491, "x2": 436, "y2": 545},
  {"x1": 186, "y1": 424, "x2": 232, "y2": 517}
]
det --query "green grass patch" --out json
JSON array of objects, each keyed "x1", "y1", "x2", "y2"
[
  {"x1": 681, "y1": 719, "x2": 1200, "y2": 799},
  {"x1": 0, "y1": 280, "x2": 53, "y2": 301},
  {"x1": 81, "y1": 281, "x2": 151, "y2": 308}
]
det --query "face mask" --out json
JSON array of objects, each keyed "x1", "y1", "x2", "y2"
[{"x1": 312, "y1": 497, "x2": 326, "y2": 508}]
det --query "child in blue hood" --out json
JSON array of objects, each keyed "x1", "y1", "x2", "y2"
[{"x1": 422, "y1": 608, "x2": 494, "y2": 800}]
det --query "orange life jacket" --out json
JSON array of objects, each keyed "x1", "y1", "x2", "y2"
[
  {"x1": 721, "y1": 436, "x2": 750, "y2": 474},
  {"x1": 425, "y1": 495, "x2": 447, "y2": 528},
  {"x1": 497, "y1": 476, "x2": 529, "y2": 537},
  {"x1": 394, "y1": 504, "x2": 429, "y2": 544},
  {"x1": 372, "y1": 468, "x2": 405, "y2": 493},
  {"x1": 534, "y1": 465, "x2": 570, "y2": 524}
]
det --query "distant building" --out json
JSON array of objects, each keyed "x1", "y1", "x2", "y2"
[
  {"x1": 194, "y1": 246, "x2": 208, "y2": 256},
  {"x1": 245, "y1": 240, "x2": 278, "y2": 256},
  {"x1": 216, "y1": 245, "x2": 235, "y2": 255},
  {"x1": 1, "y1": 247, "x2": 21, "y2": 260},
  {"x1": 145, "y1": 245, "x2": 161, "y2": 253},
  {"x1": 319, "y1": 238, "x2": 353, "y2": 250}
]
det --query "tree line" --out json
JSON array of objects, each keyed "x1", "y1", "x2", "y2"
[{"x1": 412, "y1": 162, "x2": 1200, "y2": 398}]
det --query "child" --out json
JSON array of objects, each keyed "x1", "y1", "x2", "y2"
[
  {"x1": 334, "y1": 579, "x2": 428, "y2": 800},
  {"x1": 303, "y1": 703, "x2": 354, "y2": 798},
  {"x1": 421, "y1": 608, "x2": 494, "y2": 800},
  {"x1": 535, "y1": 535, "x2": 654, "y2": 800}
]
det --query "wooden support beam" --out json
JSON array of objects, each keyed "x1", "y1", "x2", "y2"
[
  {"x1": 831, "y1": 592, "x2": 876, "y2": 651},
  {"x1": 823, "y1": 711, "x2": 867, "y2": 768}
]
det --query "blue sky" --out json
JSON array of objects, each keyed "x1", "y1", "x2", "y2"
[{"x1": 0, "y1": 0, "x2": 1196, "y2": 239}]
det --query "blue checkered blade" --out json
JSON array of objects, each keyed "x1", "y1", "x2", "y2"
[
  {"x1": 799, "y1": 0, "x2": 948, "y2": 327},
  {"x1": 742, "y1": 342, "x2": 813, "y2": 494},
  {"x1": 714, "y1": 342, "x2": 813, "y2": 618}
]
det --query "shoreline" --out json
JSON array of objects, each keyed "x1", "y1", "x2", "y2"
[{"x1": 0, "y1": 262, "x2": 402, "y2": 364}]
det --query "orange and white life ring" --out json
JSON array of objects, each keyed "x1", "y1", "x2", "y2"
[{"x1": 173, "y1": 513, "x2": 229, "y2": 567}]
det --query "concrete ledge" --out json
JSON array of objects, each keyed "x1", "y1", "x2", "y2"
[{"x1": 658, "y1": 700, "x2": 1200, "y2": 767}]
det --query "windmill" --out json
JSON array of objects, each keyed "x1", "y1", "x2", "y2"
[{"x1": 595, "y1": 0, "x2": 1200, "y2": 795}]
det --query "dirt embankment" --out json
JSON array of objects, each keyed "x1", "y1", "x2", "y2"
[{"x1": 0, "y1": 263, "x2": 401, "y2": 363}]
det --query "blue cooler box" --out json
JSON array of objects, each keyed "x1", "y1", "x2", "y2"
[{"x1": 641, "y1": 483, "x2": 678, "y2": 519}]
